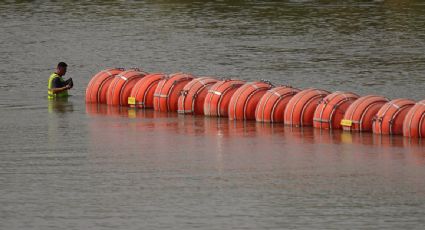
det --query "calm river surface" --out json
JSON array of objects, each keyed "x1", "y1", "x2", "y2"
[{"x1": 1, "y1": 1, "x2": 425, "y2": 229}]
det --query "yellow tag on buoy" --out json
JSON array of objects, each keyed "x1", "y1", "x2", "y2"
[
  {"x1": 340, "y1": 119, "x2": 353, "y2": 127},
  {"x1": 128, "y1": 97, "x2": 136, "y2": 105}
]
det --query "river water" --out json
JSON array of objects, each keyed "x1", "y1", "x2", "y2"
[{"x1": 1, "y1": 1, "x2": 425, "y2": 229}]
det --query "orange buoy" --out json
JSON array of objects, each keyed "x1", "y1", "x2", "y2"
[
  {"x1": 255, "y1": 86, "x2": 300, "y2": 123},
  {"x1": 403, "y1": 100, "x2": 425, "y2": 138},
  {"x1": 341, "y1": 95, "x2": 389, "y2": 132},
  {"x1": 203, "y1": 79, "x2": 245, "y2": 117},
  {"x1": 177, "y1": 77, "x2": 218, "y2": 115},
  {"x1": 372, "y1": 98, "x2": 415, "y2": 135},
  {"x1": 153, "y1": 73, "x2": 194, "y2": 112},
  {"x1": 106, "y1": 69, "x2": 147, "y2": 106},
  {"x1": 228, "y1": 81, "x2": 274, "y2": 120},
  {"x1": 313, "y1": 91, "x2": 360, "y2": 129},
  {"x1": 85, "y1": 68, "x2": 124, "y2": 103},
  {"x1": 284, "y1": 88, "x2": 330, "y2": 127},
  {"x1": 128, "y1": 73, "x2": 165, "y2": 109}
]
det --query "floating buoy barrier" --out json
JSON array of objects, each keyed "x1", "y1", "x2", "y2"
[
  {"x1": 372, "y1": 98, "x2": 415, "y2": 135},
  {"x1": 313, "y1": 91, "x2": 360, "y2": 130},
  {"x1": 177, "y1": 77, "x2": 218, "y2": 115},
  {"x1": 85, "y1": 68, "x2": 124, "y2": 103},
  {"x1": 106, "y1": 69, "x2": 147, "y2": 106},
  {"x1": 255, "y1": 86, "x2": 300, "y2": 123},
  {"x1": 203, "y1": 79, "x2": 245, "y2": 117},
  {"x1": 128, "y1": 73, "x2": 165, "y2": 109},
  {"x1": 403, "y1": 100, "x2": 425, "y2": 138},
  {"x1": 153, "y1": 73, "x2": 194, "y2": 112},
  {"x1": 228, "y1": 81, "x2": 274, "y2": 120},
  {"x1": 341, "y1": 95, "x2": 389, "y2": 132},
  {"x1": 85, "y1": 68, "x2": 424, "y2": 138},
  {"x1": 284, "y1": 88, "x2": 330, "y2": 127}
]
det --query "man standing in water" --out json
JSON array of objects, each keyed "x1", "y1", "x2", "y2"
[{"x1": 48, "y1": 62, "x2": 73, "y2": 99}]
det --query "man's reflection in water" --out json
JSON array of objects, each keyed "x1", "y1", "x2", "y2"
[
  {"x1": 48, "y1": 97, "x2": 74, "y2": 114},
  {"x1": 47, "y1": 98, "x2": 74, "y2": 149}
]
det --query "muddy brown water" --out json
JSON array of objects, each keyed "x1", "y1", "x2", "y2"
[{"x1": 1, "y1": 1, "x2": 424, "y2": 229}]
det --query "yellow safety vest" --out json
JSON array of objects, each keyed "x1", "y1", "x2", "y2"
[{"x1": 48, "y1": 73, "x2": 68, "y2": 99}]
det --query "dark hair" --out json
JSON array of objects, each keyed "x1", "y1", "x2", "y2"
[{"x1": 57, "y1": 62, "x2": 68, "y2": 68}]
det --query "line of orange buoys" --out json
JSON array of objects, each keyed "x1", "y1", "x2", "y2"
[{"x1": 86, "y1": 68, "x2": 425, "y2": 138}]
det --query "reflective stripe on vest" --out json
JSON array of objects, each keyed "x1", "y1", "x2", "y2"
[{"x1": 48, "y1": 73, "x2": 68, "y2": 98}]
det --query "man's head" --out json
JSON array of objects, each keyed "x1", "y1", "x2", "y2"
[{"x1": 56, "y1": 62, "x2": 68, "y2": 76}]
